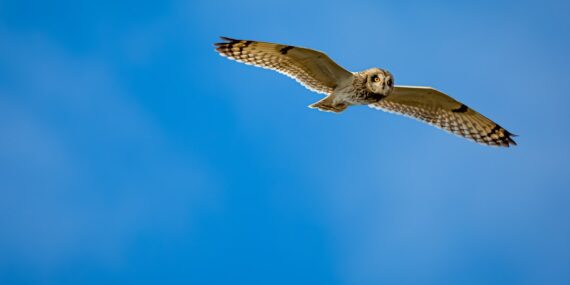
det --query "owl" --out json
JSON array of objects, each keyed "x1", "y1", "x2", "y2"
[{"x1": 214, "y1": 37, "x2": 517, "y2": 147}]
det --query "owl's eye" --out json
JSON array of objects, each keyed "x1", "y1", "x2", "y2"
[
  {"x1": 374, "y1": 76, "x2": 381, "y2": 82},
  {"x1": 387, "y1": 78, "x2": 393, "y2": 86}
]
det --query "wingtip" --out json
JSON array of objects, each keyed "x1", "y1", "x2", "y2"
[
  {"x1": 214, "y1": 36, "x2": 241, "y2": 48},
  {"x1": 504, "y1": 130, "x2": 518, "y2": 147},
  {"x1": 219, "y1": 36, "x2": 237, "y2": 42}
]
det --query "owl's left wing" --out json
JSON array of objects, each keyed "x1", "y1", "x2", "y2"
[
  {"x1": 214, "y1": 37, "x2": 353, "y2": 95},
  {"x1": 370, "y1": 86, "x2": 517, "y2": 147}
]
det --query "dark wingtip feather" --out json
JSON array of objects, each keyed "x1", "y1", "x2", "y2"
[
  {"x1": 213, "y1": 37, "x2": 234, "y2": 48},
  {"x1": 504, "y1": 129, "x2": 518, "y2": 147},
  {"x1": 214, "y1": 37, "x2": 230, "y2": 46},
  {"x1": 501, "y1": 128, "x2": 517, "y2": 147},
  {"x1": 506, "y1": 135, "x2": 518, "y2": 147},
  {"x1": 214, "y1": 36, "x2": 243, "y2": 53},
  {"x1": 219, "y1": 36, "x2": 238, "y2": 42}
]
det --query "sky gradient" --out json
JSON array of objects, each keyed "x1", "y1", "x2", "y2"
[{"x1": 1, "y1": 0, "x2": 569, "y2": 284}]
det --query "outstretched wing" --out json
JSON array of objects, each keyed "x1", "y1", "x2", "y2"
[
  {"x1": 370, "y1": 86, "x2": 517, "y2": 147},
  {"x1": 214, "y1": 37, "x2": 353, "y2": 95}
]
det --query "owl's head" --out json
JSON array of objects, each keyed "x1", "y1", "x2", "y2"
[{"x1": 365, "y1": 68, "x2": 394, "y2": 95}]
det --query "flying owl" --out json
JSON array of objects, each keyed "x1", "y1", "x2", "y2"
[{"x1": 214, "y1": 37, "x2": 517, "y2": 147}]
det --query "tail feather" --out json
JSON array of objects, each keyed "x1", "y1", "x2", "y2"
[{"x1": 309, "y1": 96, "x2": 348, "y2": 113}]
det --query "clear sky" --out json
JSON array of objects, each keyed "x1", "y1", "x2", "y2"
[{"x1": 1, "y1": 0, "x2": 569, "y2": 284}]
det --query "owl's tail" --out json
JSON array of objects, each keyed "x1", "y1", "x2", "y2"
[{"x1": 308, "y1": 96, "x2": 348, "y2": 113}]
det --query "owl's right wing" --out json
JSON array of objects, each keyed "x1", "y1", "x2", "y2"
[
  {"x1": 214, "y1": 37, "x2": 353, "y2": 95},
  {"x1": 370, "y1": 86, "x2": 517, "y2": 147}
]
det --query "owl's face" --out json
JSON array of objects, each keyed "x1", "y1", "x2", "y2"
[{"x1": 366, "y1": 68, "x2": 394, "y2": 95}]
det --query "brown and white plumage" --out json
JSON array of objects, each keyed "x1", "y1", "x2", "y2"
[
  {"x1": 214, "y1": 37, "x2": 352, "y2": 95},
  {"x1": 214, "y1": 37, "x2": 517, "y2": 147},
  {"x1": 370, "y1": 86, "x2": 516, "y2": 147}
]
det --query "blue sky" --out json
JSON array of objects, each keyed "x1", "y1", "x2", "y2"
[{"x1": 1, "y1": 0, "x2": 569, "y2": 284}]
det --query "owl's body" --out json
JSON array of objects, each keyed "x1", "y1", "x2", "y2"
[
  {"x1": 215, "y1": 37, "x2": 517, "y2": 147},
  {"x1": 311, "y1": 68, "x2": 393, "y2": 112}
]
